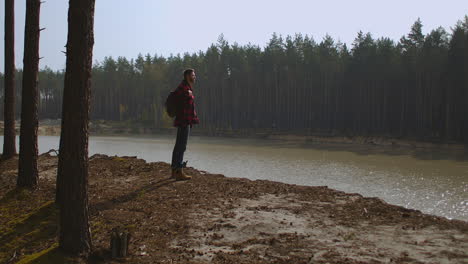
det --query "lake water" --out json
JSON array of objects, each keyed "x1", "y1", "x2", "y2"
[{"x1": 3, "y1": 135, "x2": 468, "y2": 221}]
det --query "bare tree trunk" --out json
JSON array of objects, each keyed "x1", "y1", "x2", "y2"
[
  {"x1": 56, "y1": 0, "x2": 95, "y2": 256},
  {"x1": 17, "y1": 0, "x2": 41, "y2": 188},
  {"x1": 3, "y1": 0, "x2": 17, "y2": 159}
]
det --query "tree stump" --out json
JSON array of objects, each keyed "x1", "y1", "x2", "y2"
[{"x1": 110, "y1": 228, "x2": 131, "y2": 258}]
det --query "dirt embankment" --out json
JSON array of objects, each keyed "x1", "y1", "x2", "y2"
[{"x1": 0, "y1": 154, "x2": 467, "y2": 264}]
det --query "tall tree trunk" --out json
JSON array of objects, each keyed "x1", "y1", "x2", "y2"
[
  {"x1": 17, "y1": 0, "x2": 41, "y2": 188},
  {"x1": 3, "y1": 0, "x2": 16, "y2": 159},
  {"x1": 56, "y1": 0, "x2": 95, "y2": 256}
]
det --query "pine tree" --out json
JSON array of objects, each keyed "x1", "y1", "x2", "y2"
[
  {"x1": 3, "y1": 0, "x2": 17, "y2": 159},
  {"x1": 56, "y1": 0, "x2": 96, "y2": 256},
  {"x1": 14, "y1": 16, "x2": 468, "y2": 144},
  {"x1": 17, "y1": 0, "x2": 41, "y2": 188}
]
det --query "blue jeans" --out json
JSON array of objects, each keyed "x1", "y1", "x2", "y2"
[{"x1": 171, "y1": 125, "x2": 190, "y2": 169}]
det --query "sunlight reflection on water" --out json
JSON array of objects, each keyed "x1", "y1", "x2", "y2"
[{"x1": 5, "y1": 135, "x2": 467, "y2": 221}]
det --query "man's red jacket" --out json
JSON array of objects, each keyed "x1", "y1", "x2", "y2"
[{"x1": 173, "y1": 80, "x2": 199, "y2": 127}]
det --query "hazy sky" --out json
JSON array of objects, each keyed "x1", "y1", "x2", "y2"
[{"x1": 0, "y1": 0, "x2": 467, "y2": 72}]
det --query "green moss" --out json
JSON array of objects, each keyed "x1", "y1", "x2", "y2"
[
  {"x1": 91, "y1": 220, "x2": 104, "y2": 229},
  {"x1": 90, "y1": 220, "x2": 107, "y2": 237},
  {"x1": 0, "y1": 188, "x2": 33, "y2": 205},
  {"x1": 3, "y1": 201, "x2": 56, "y2": 232},
  {"x1": 124, "y1": 223, "x2": 137, "y2": 233},
  {"x1": 15, "y1": 244, "x2": 72, "y2": 264},
  {"x1": 0, "y1": 188, "x2": 36, "y2": 235},
  {"x1": 113, "y1": 156, "x2": 126, "y2": 162},
  {"x1": 0, "y1": 201, "x2": 59, "y2": 264},
  {"x1": 343, "y1": 232, "x2": 357, "y2": 241}
]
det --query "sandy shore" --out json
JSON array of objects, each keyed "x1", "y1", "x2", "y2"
[{"x1": 0, "y1": 154, "x2": 467, "y2": 263}]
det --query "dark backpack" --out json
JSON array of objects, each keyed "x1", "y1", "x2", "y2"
[{"x1": 165, "y1": 90, "x2": 179, "y2": 118}]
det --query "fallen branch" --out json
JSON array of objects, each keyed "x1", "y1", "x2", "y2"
[{"x1": 45, "y1": 149, "x2": 59, "y2": 156}]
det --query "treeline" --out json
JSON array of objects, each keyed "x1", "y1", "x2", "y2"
[{"x1": 1, "y1": 17, "x2": 467, "y2": 142}]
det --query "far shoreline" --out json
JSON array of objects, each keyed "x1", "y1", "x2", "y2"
[{"x1": 1, "y1": 119, "x2": 466, "y2": 150}]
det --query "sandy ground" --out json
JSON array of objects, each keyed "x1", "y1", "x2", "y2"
[
  {"x1": 176, "y1": 193, "x2": 467, "y2": 264},
  {"x1": 0, "y1": 154, "x2": 467, "y2": 264}
]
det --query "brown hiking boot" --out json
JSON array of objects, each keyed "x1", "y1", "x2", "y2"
[
  {"x1": 170, "y1": 168, "x2": 177, "y2": 179},
  {"x1": 175, "y1": 168, "x2": 192, "y2": 181}
]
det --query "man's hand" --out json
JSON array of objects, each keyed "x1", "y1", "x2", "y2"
[{"x1": 188, "y1": 90, "x2": 193, "y2": 96}]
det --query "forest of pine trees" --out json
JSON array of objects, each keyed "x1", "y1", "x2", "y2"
[{"x1": 1, "y1": 17, "x2": 467, "y2": 142}]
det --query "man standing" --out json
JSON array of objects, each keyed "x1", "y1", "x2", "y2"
[{"x1": 171, "y1": 69, "x2": 199, "y2": 180}]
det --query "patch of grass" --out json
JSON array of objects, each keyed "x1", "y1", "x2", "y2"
[
  {"x1": 137, "y1": 189, "x2": 146, "y2": 198},
  {"x1": 0, "y1": 189, "x2": 36, "y2": 236},
  {"x1": 124, "y1": 223, "x2": 137, "y2": 233},
  {"x1": 15, "y1": 244, "x2": 83, "y2": 264},
  {"x1": 342, "y1": 232, "x2": 357, "y2": 241},
  {"x1": 90, "y1": 220, "x2": 108, "y2": 239},
  {"x1": 112, "y1": 157, "x2": 126, "y2": 162},
  {"x1": 0, "y1": 188, "x2": 33, "y2": 205},
  {"x1": 16, "y1": 243, "x2": 61, "y2": 264},
  {"x1": 0, "y1": 200, "x2": 59, "y2": 263}
]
